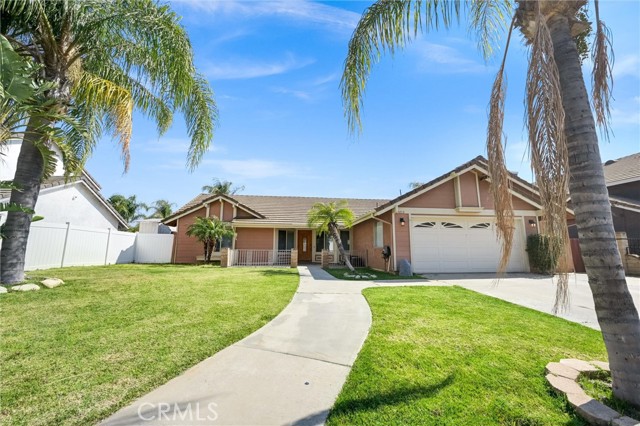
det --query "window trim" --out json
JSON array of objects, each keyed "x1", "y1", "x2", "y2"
[{"x1": 374, "y1": 221, "x2": 383, "y2": 247}]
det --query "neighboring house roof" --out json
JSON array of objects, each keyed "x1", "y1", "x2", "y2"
[
  {"x1": 371, "y1": 155, "x2": 543, "y2": 216},
  {"x1": 164, "y1": 193, "x2": 389, "y2": 226},
  {"x1": 603, "y1": 152, "x2": 640, "y2": 186},
  {"x1": 1, "y1": 172, "x2": 129, "y2": 229}
]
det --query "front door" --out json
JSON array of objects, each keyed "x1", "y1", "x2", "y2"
[{"x1": 298, "y1": 230, "x2": 312, "y2": 262}]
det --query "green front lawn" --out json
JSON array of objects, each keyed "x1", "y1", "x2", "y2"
[
  {"x1": 324, "y1": 267, "x2": 425, "y2": 281},
  {"x1": 0, "y1": 264, "x2": 298, "y2": 426},
  {"x1": 327, "y1": 286, "x2": 607, "y2": 426}
]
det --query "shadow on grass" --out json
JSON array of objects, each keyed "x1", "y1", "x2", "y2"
[{"x1": 329, "y1": 373, "x2": 455, "y2": 418}]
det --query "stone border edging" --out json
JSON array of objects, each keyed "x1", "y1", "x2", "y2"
[{"x1": 545, "y1": 359, "x2": 639, "y2": 426}]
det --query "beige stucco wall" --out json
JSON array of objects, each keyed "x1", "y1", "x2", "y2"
[
  {"x1": 394, "y1": 212, "x2": 411, "y2": 265},
  {"x1": 235, "y1": 228, "x2": 274, "y2": 250},
  {"x1": 401, "y1": 179, "x2": 457, "y2": 208},
  {"x1": 352, "y1": 214, "x2": 392, "y2": 271},
  {"x1": 459, "y1": 172, "x2": 479, "y2": 207},
  {"x1": 173, "y1": 207, "x2": 207, "y2": 263}
]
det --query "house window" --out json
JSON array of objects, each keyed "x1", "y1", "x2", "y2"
[
  {"x1": 278, "y1": 230, "x2": 295, "y2": 250},
  {"x1": 374, "y1": 222, "x2": 383, "y2": 247},
  {"x1": 340, "y1": 230, "x2": 350, "y2": 251},
  {"x1": 214, "y1": 236, "x2": 233, "y2": 252},
  {"x1": 315, "y1": 233, "x2": 334, "y2": 252},
  {"x1": 470, "y1": 222, "x2": 491, "y2": 229},
  {"x1": 415, "y1": 221, "x2": 436, "y2": 228},
  {"x1": 442, "y1": 222, "x2": 463, "y2": 229}
]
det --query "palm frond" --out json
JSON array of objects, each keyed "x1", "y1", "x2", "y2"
[
  {"x1": 591, "y1": 0, "x2": 614, "y2": 141},
  {"x1": 468, "y1": 0, "x2": 512, "y2": 60},
  {"x1": 342, "y1": 0, "x2": 455, "y2": 134},
  {"x1": 525, "y1": 8, "x2": 570, "y2": 312},
  {"x1": 73, "y1": 72, "x2": 133, "y2": 170},
  {"x1": 486, "y1": 14, "x2": 516, "y2": 274}
]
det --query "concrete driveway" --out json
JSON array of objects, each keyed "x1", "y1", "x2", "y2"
[{"x1": 423, "y1": 273, "x2": 640, "y2": 330}]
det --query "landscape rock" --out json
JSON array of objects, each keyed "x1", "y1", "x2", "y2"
[
  {"x1": 612, "y1": 416, "x2": 640, "y2": 426},
  {"x1": 589, "y1": 360, "x2": 610, "y2": 371},
  {"x1": 398, "y1": 259, "x2": 412, "y2": 277},
  {"x1": 545, "y1": 362, "x2": 580, "y2": 380},
  {"x1": 572, "y1": 398, "x2": 620, "y2": 426},
  {"x1": 546, "y1": 373, "x2": 584, "y2": 396},
  {"x1": 41, "y1": 278, "x2": 64, "y2": 289},
  {"x1": 11, "y1": 284, "x2": 40, "y2": 292},
  {"x1": 0, "y1": 286, "x2": 7, "y2": 294},
  {"x1": 560, "y1": 358, "x2": 599, "y2": 373}
]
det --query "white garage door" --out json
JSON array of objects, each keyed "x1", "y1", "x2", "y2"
[{"x1": 410, "y1": 216, "x2": 527, "y2": 273}]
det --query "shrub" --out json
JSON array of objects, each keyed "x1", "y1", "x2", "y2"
[{"x1": 526, "y1": 234, "x2": 559, "y2": 274}]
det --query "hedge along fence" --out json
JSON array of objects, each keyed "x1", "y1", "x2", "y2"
[{"x1": 526, "y1": 234, "x2": 560, "y2": 274}]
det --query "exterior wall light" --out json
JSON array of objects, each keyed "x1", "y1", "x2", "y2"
[
  {"x1": 399, "y1": 217, "x2": 406, "y2": 226},
  {"x1": 529, "y1": 219, "x2": 537, "y2": 228}
]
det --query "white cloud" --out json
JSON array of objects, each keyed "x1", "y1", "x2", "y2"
[
  {"x1": 611, "y1": 107, "x2": 640, "y2": 125},
  {"x1": 183, "y1": 0, "x2": 359, "y2": 33},
  {"x1": 143, "y1": 138, "x2": 224, "y2": 154},
  {"x1": 204, "y1": 54, "x2": 315, "y2": 80},
  {"x1": 411, "y1": 41, "x2": 491, "y2": 74},
  {"x1": 271, "y1": 86, "x2": 313, "y2": 101},
  {"x1": 613, "y1": 54, "x2": 640, "y2": 79},
  {"x1": 201, "y1": 159, "x2": 300, "y2": 179}
]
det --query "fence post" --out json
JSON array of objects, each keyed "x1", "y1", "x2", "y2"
[
  {"x1": 220, "y1": 248, "x2": 230, "y2": 268},
  {"x1": 616, "y1": 232, "x2": 629, "y2": 272},
  {"x1": 321, "y1": 249, "x2": 329, "y2": 268},
  {"x1": 60, "y1": 222, "x2": 72, "y2": 268},
  {"x1": 290, "y1": 249, "x2": 298, "y2": 268},
  {"x1": 104, "y1": 228, "x2": 112, "y2": 265}
]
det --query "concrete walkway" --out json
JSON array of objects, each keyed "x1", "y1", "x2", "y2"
[{"x1": 101, "y1": 266, "x2": 439, "y2": 426}]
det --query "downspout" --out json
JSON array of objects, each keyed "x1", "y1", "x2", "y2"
[{"x1": 392, "y1": 209, "x2": 398, "y2": 271}]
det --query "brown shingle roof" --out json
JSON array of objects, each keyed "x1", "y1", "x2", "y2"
[
  {"x1": 603, "y1": 152, "x2": 640, "y2": 186},
  {"x1": 164, "y1": 194, "x2": 389, "y2": 226},
  {"x1": 232, "y1": 195, "x2": 388, "y2": 225}
]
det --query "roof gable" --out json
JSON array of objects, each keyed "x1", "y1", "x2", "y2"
[{"x1": 373, "y1": 156, "x2": 541, "y2": 215}]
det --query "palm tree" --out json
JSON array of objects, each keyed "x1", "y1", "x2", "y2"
[
  {"x1": 147, "y1": 199, "x2": 175, "y2": 219},
  {"x1": 107, "y1": 194, "x2": 148, "y2": 226},
  {"x1": 0, "y1": 0, "x2": 218, "y2": 284},
  {"x1": 186, "y1": 216, "x2": 235, "y2": 263},
  {"x1": 409, "y1": 181, "x2": 425, "y2": 189},
  {"x1": 342, "y1": 0, "x2": 639, "y2": 406},
  {"x1": 202, "y1": 178, "x2": 245, "y2": 196},
  {"x1": 307, "y1": 200, "x2": 356, "y2": 273}
]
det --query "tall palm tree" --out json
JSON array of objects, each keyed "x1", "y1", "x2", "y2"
[
  {"x1": 107, "y1": 194, "x2": 148, "y2": 226},
  {"x1": 202, "y1": 178, "x2": 245, "y2": 196},
  {"x1": 342, "y1": 0, "x2": 639, "y2": 406},
  {"x1": 307, "y1": 200, "x2": 356, "y2": 273},
  {"x1": 147, "y1": 199, "x2": 175, "y2": 220},
  {"x1": 186, "y1": 216, "x2": 235, "y2": 263},
  {"x1": 0, "y1": 0, "x2": 217, "y2": 284}
]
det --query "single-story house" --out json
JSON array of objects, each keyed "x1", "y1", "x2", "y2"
[
  {"x1": 165, "y1": 156, "x2": 547, "y2": 273},
  {"x1": 0, "y1": 140, "x2": 128, "y2": 230}
]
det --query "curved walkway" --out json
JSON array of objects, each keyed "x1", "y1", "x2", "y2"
[{"x1": 101, "y1": 266, "x2": 440, "y2": 426}]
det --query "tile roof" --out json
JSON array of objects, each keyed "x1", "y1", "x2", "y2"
[
  {"x1": 232, "y1": 195, "x2": 389, "y2": 225},
  {"x1": 164, "y1": 194, "x2": 389, "y2": 226},
  {"x1": 603, "y1": 153, "x2": 640, "y2": 186}
]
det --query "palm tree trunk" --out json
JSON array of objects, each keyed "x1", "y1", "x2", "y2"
[
  {"x1": 329, "y1": 224, "x2": 355, "y2": 273},
  {"x1": 548, "y1": 14, "x2": 640, "y2": 406},
  {"x1": 1, "y1": 117, "x2": 47, "y2": 284}
]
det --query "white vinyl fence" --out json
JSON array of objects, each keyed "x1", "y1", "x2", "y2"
[{"x1": 1, "y1": 221, "x2": 173, "y2": 272}]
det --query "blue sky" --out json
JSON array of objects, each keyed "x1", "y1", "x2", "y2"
[{"x1": 86, "y1": 0, "x2": 640, "y2": 208}]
